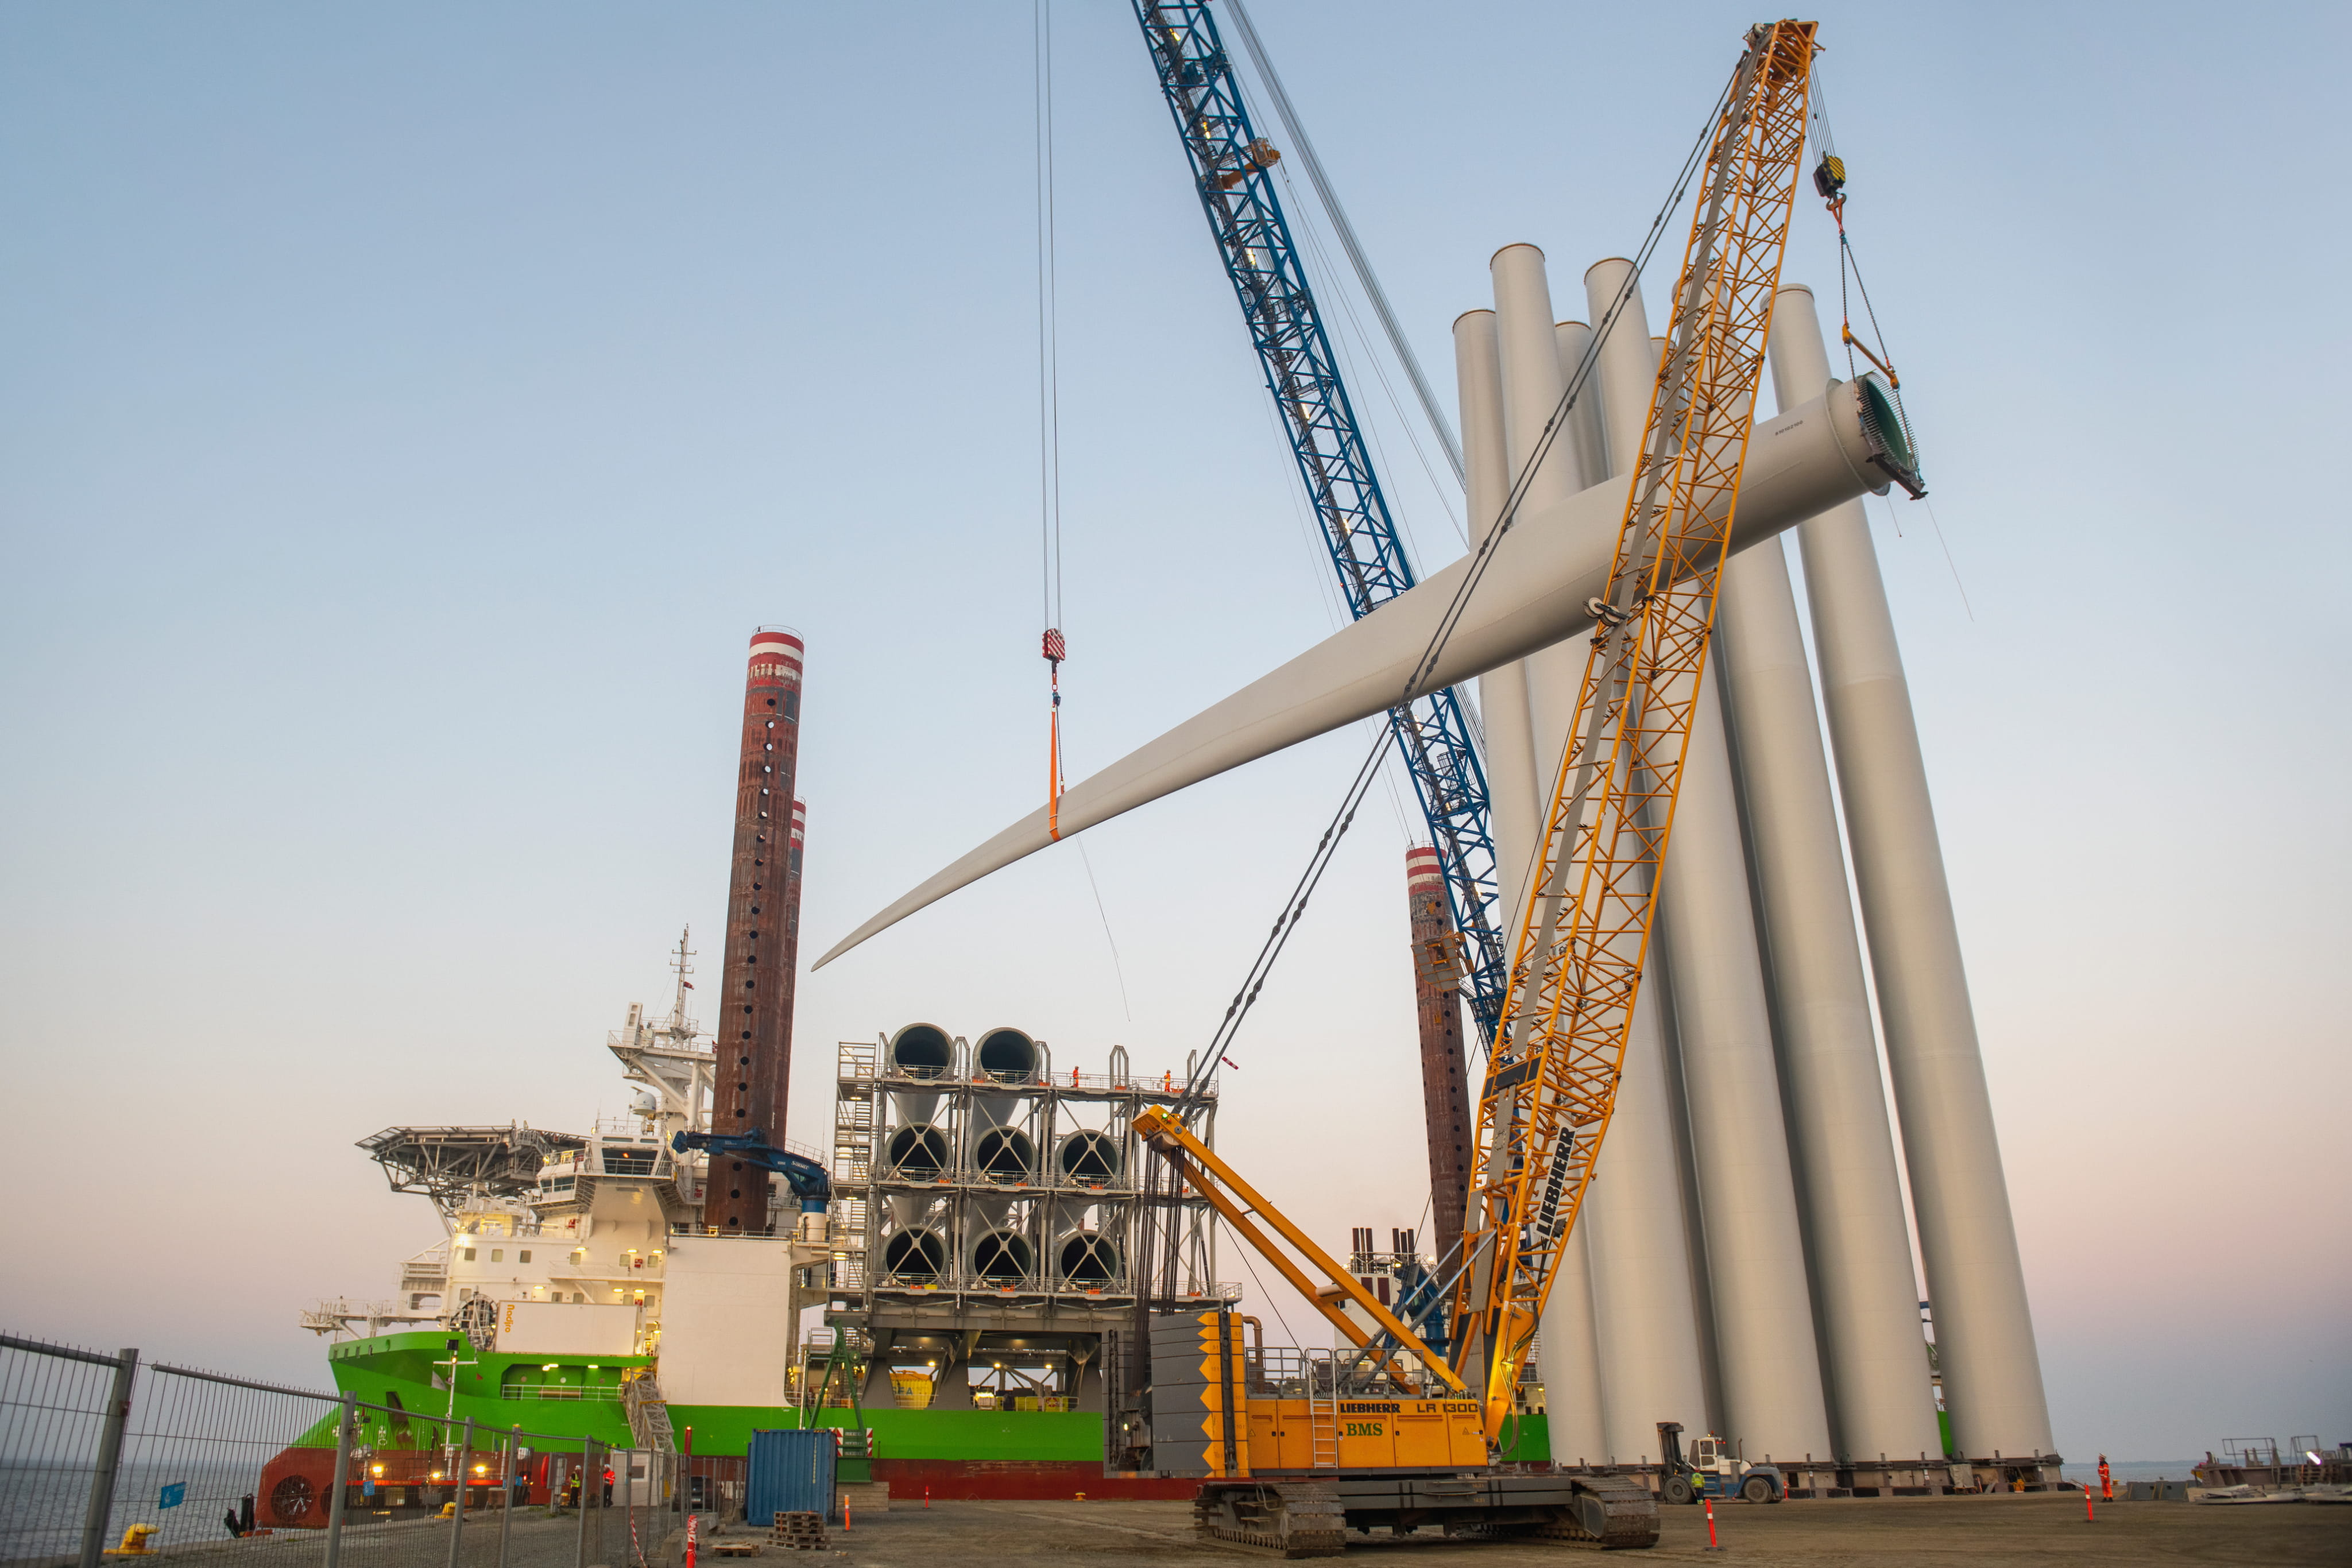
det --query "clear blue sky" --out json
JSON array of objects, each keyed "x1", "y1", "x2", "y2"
[{"x1": 2, "y1": 2, "x2": 2345, "y2": 1461}]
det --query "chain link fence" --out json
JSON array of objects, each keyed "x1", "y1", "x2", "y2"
[{"x1": 3, "y1": 1334, "x2": 683, "y2": 1568}]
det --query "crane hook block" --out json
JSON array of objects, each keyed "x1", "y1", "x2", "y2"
[{"x1": 1812, "y1": 152, "x2": 1846, "y2": 201}]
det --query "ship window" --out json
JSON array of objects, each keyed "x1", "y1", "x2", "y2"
[
  {"x1": 462, "y1": 1248, "x2": 477, "y2": 1262},
  {"x1": 490, "y1": 1249, "x2": 503, "y2": 1263},
  {"x1": 519, "y1": 1250, "x2": 532, "y2": 1264}
]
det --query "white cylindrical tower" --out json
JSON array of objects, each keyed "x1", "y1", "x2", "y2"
[
  {"x1": 1579, "y1": 258, "x2": 1658, "y2": 477},
  {"x1": 1550, "y1": 320, "x2": 1611, "y2": 493},
  {"x1": 1652, "y1": 658, "x2": 1834, "y2": 1461},
  {"x1": 1577, "y1": 982, "x2": 1709, "y2": 1462},
  {"x1": 1488, "y1": 245, "x2": 1591, "y2": 776},
  {"x1": 1771, "y1": 284, "x2": 2053, "y2": 1460},
  {"x1": 1490, "y1": 245, "x2": 1581, "y2": 512},
  {"x1": 1714, "y1": 529, "x2": 1944, "y2": 1461},
  {"x1": 1452, "y1": 309, "x2": 1544, "y2": 933},
  {"x1": 1534, "y1": 1231, "x2": 1608, "y2": 1467}
]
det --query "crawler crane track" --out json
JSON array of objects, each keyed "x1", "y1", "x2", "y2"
[
  {"x1": 1519, "y1": 1474, "x2": 1663, "y2": 1549},
  {"x1": 1193, "y1": 1481, "x2": 1347, "y2": 1558},
  {"x1": 1192, "y1": 1473, "x2": 1659, "y2": 1555}
]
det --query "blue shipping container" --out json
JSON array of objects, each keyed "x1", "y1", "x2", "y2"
[{"x1": 745, "y1": 1429, "x2": 837, "y2": 1525}]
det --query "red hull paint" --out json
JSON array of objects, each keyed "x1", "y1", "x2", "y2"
[
  {"x1": 254, "y1": 1446, "x2": 550, "y2": 1529},
  {"x1": 872, "y1": 1458, "x2": 1198, "y2": 1501},
  {"x1": 259, "y1": 1449, "x2": 1194, "y2": 1519},
  {"x1": 256, "y1": 1447, "x2": 339, "y2": 1529}
]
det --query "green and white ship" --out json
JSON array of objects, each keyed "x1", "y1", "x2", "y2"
[{"x1": 269, "y1": 942, "x2": 1550, "y2": 1517}]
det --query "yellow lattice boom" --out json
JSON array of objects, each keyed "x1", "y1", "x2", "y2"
[{"x1": 1451, "y1": 19, "x2": 1819, "y2": 1439}]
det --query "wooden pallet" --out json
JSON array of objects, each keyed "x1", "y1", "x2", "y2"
[{"x1": 769, "y1": 1512, "x2": 827, "y2": 1552}]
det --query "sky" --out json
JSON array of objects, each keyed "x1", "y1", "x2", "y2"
[{"x1": 2, "y1": 1, "x2": 2345, "y2": 1463}]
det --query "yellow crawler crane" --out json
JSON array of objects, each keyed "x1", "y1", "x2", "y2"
[
  {"x1": 1452, "y1": 13, "x2": 1819, "y2": 1441},
  {"x1": 1124, "y1": 20, "x2": 1828, "y2": 1557}
]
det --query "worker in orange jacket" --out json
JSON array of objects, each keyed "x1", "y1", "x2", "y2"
[{"x1": 2096, "y1": 1454, "x2": 2112, "y2": 1500}]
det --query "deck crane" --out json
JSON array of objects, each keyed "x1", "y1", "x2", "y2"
[
  {"x1": 1118, "y1": 19, "x2": 1832, "y2": 1554},
  {"x1": 1129, "y1": 1, "x2": 1510, "y2": 1047}
]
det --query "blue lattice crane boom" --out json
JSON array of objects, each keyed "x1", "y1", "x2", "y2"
[{"x1": 1131, "y1": 0, "x2": 1507, "y2": 1042}]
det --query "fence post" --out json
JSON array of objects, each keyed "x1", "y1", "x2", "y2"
[
  {"x1": 324, "y1": 1393, "x2": 357, "y2": 1568},
  {"x1": 447, "y1": 1418, "x2": 474, "y2": 1568},
  {"x1": 75, "y1": 1348, "x2": 138, "y2": 1568},
  {"x1": 575, "y1": 1439, "x2": 598, "y2": 1568},
  {"x1": 498, "y1": 1426, "x2": 520, "y2": 1568}
]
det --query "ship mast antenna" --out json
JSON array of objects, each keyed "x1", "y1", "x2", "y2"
[{"x1": 668, "y1": 925, "x2": 697, "y2": 1033}]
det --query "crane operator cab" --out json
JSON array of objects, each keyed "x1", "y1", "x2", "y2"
[{"x1": 1657, "y1": 1422, "x2": 1787, "y2": 1505}]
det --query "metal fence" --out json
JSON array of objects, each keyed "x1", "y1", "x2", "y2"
[{"x1": 2, "y1": 1333, "x2": 683, "y2": 1568}]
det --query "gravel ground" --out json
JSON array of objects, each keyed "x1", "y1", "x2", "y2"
[
  {"x1": 21, "y1": 1492, "x2": 2343, "y2": 1568},
  {"x1": 746, "y1": 1491, "x2": 2352, "y2": 1567}
]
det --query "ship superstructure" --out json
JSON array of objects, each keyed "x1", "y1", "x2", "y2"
[
  {"x1": 308, "y1": 935, "x2": 829, "y2": 1351},
  {"x1": 288, "y1": 935, "x2": 1256, "y2": 1499}
]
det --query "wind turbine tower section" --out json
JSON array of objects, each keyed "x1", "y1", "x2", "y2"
[{"x1": 1771, "y1": 286, "x2": 2055, "y2": 1461}]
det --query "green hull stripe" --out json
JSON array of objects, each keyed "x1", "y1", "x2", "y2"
[{"x1": 318, "y1": 1337, "x2": 1556, "y2": 1464}]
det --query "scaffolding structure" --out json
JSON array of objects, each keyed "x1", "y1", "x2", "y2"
[{"x1": 822, "y1": 1028, "x2": 1226, "y2": 1410}]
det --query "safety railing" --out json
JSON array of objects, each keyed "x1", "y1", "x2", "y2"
[
  {"x1": 2, "y1": 1329, "x2": 690, "y2": 1568},
  {"x1": 490, "y1": 1387, "x2": 629, "y2": 1404}
]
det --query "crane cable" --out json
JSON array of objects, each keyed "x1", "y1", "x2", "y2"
[
  {"x1": 1810, "y1": 75, "x2": 1965, "y2": 617},
  {"x1": 1036, "y1": 0, "x2": 1068, "y2": 841},
  {"x1": 1809, "y1": 72, "x2": 1920, "y2": 464},
  {"x1": 1032, "y1": 2, "x2": 1134, "y2": 1011}
]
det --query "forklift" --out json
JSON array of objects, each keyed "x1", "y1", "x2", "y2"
[{"x1": 1656, "y1": 1422, "x2": 1785, "y2": 1505}]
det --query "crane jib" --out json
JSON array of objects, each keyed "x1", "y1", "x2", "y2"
[{"x1": 1451, "y1": 20, "x2": 1823, "y2": 1437}]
